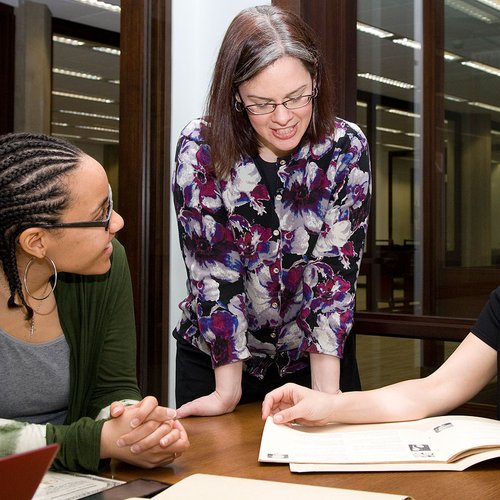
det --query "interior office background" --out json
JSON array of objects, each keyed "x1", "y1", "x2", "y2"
[{"x1": 1, "y1": 0, "x2": 499, "y2": 415}]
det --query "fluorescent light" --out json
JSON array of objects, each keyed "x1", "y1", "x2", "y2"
[
  {"x1": 53, "y1": 35, "x2": 85, "y2": 46},
  {"x1": 54, "y1": 133, "x2": 82, "y2": 139},
  {"x1": 358, "y1": 73, "x2": 414, "y2": 89},
  {"x1": 89, "y1": 137, "x2": 120, "y2": 144},
  {"x1": 393, "y1": 38, "x2": 421, "y2": 50},
  {"x1": 60, "y1": 110, "x2": 119, "y2": 120},
  {"x1": 92, "y1": 46, "x2": 121, "y2": 56},
  {"x1": 385, "y1": 108, "x2": 421, "y2": 119},
  {"x1": 475, "y1": 0, "x2": 500, "y2": 12},
  {"x1": 108, "y1": 79, "x2": 120, "y2": 85},
  {"x1": 444, "y1": 94, "x2": 467, "y2": 102},
  {"x1": 53, "y1": 68, "x2": 102, "y2": 80},
  {"x1": 391, "y1": 38, "x2": 464, "y2": 62},
  {"x1": 356, "y1": 22, "x2": 393, "y2": 39},
  {"x1": 76, "y1": 125, "x2": 119, "y2": 133},
  {"x1": 461, "y1": 60, "x2": 500, "y2": 77},
  {"x1": 377, "y1": 127, "x2": 403, "y2": 134},
  {"x1": 72, "y1": 0, "x2": 121, "y2": 13},
  {"x1": 445, "y1": 0, "x2": 498, "y2": 23},
  {"x1": 53, "y1": 91, "x2": 114, "y2": 104},
  {"x1": 444, "y1": 51, "x2": 461, "y2": 61},
  {"x1": 491, "y1": 130, "x2": 500, "y2": 136},
  {"x1": 51, "y1": 122, "x2": 69, "y2": 127},
  {"x1": 377, "y1": 142, "x2": 414, "y2": 151},
  {"x1": 468, "y1": 101, "x2": 500, "y2": 113},
  {"x1": 405, "y1": 132, "x2": 421, "y2": 138}
]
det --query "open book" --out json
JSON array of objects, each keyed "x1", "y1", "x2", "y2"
[
  {"x1": 259, "y1": 415, "x2": 500, "y2": 472},
  {"x1": 127, "y1": 473, "x2": 413, "y2": 499}
]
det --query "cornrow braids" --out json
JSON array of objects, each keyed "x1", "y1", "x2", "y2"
[{"x1": 0, "y1": 132, "x2": 82, "y2": 319}]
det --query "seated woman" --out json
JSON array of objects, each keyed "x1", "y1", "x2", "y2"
[
  {"x1": 262, "y1": 288, "x2": 499, "y2": 425},
  {"x1": 0, "y1": 132, "x2": 189, "y2": 472}
]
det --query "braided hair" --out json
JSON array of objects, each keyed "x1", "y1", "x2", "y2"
[{"x1": 0, "y1": 132, "x2": 82, "y2": 319}]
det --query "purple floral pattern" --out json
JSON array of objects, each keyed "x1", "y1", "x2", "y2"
[{"x1": 172, "y1": 117, "x2": 371, "y2": 377}]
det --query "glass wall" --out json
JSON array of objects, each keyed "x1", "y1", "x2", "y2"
[
  {"x1": 356, "y1": 0, "x2": 424, "y2": 315},
  {"x1": 439, "y1": 0, "x2": 500, "y2": 318},
  {"x1": 356, "y1": 0, "x2": 500, "y2": 318},
  {"x1": 355, "y1": 0, "x2": 500, "y2": 405}
]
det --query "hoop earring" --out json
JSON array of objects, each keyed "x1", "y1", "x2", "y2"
[
  {"x1": 23, "y1": 256, "x2": 58, "y2": 300},
  {"x1": 234, "y1": 100, "x2": 244, "y2": 112}
]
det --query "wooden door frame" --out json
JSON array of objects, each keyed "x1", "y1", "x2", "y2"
[{"x1": 119, "y1": 0, "x2": 171, "y2": 403}]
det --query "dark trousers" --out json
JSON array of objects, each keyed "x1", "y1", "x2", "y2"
[{"x1": 174, "y1": 331, "x2": 361, "y2": 407}]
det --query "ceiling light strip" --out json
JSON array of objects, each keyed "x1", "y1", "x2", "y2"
[
  {"x1": 358, "y1": 73, "x2": 415, "y2": 89},
  {"x1": 76, "y1": 125, "x2": 119, "y2": 133},
  {"x1": 53, "y1": 68, "x2": 102, "y2": 80},
  {"x1": 53, "y1": 35, "x2": 85, "y2": 46},
  {"x1": 92, "y1": 46, "x2": 121, "y2": 56},
  {"x1": 474, "y1": 0, "x2": 500, "y2": 13},
  {"x1": 89, "y1": 137, "x2": 120, "y2": 144},
  {"x1": 461, "y1": 60, "x2": 500, "y2": 78},
  {"x1": 53, "y1": 91, "x2": 114, "y2": 104},
  {"x1": 392, "y1": 38, "x2": 421, "y2": 50},
  {"x1": 356, "y1": 22, "x2": 394, "y2": 39},
  {"x1": 59, "y1": 110, "x2": 119, "y2": 120},
  {"x1": 468, "y1": 101, "x2": 500, "y2": 113},
  {"x1": 445, "y1": 0, "x2": 498, "y2": 23},
  {"x1": 72, "y1": 0, "x2": 121, "y2": 13}
]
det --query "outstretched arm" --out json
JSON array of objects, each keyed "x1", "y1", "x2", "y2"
[{"x1": 263, "y1": 333, "x2": 497, "y2": 425}]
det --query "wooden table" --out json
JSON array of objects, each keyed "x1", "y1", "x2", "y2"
[{"x1": 111, "y1": 403, "x2": 500, "y2": 500}]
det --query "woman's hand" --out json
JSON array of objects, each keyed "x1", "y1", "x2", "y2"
[
  {"x1": 101, "y1": 406, "x2": 189, "y2": 468},
  {"x1": 176, "y1": 361, "x2": 243, "y2": 418},
  {"x1": 110, "y1": 396, "x2": 177, "y2": 442},
  {"x1": 262, "y1": 383, "x2": 337, "y2": 426}
]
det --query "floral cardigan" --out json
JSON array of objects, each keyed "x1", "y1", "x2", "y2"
[{"x1": 172, "y1": 117, "x2": 371, "y2": 379}]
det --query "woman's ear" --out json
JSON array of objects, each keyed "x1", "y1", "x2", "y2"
[{"x1": 17, "y1": 228, "x2": 49, "y2": 259}]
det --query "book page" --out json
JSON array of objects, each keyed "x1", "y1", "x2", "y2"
[
  {"x1": 260, "y1": 418, "x2": 440, "y2": 464},
  {"x1": 423, "y1": 416, "x2": 500, "y2": 461},
  {"x1": 290, "y1": 448, "x2": 500, "y2": 472},
  {"x1": 259, "y1": 415, "x2": 500, "y2": 465}
]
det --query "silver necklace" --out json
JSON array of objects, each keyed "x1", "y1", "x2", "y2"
[{"x1": 0, "y1": 275, "x2": 48, "y2": 338}]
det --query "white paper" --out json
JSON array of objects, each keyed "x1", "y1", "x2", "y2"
[
  {"x1": 259, "y1": 414, "x2": 500, "y2": 471},
  {"x1": 33, "y1": 471, "x2": 124, "y2": 500}
]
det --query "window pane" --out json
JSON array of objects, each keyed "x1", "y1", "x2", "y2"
[
  {"x1": 438, "y1": 0, "x2": 500, "y2": 318},
  {"x1": 356, "y1": 0, "x2": 423, "y2": 315}
]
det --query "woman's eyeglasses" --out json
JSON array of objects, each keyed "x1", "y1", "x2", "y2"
[
  {"x1": 32, "y1": 185, "x2": 114, "y2": 231},
  {"x1": 235, "y1": 88, "x2": 317, "y2": 115}
]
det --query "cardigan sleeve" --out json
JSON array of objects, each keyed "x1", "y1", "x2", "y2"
[
  {"x1": 44, "y1": 239, "x2": 142, "y2": 472},
  {"x1": 172, "y1": 120, "x2": 250, "y2": 368},
  {"x1": 298, "y1": 121, "x2": 372, "y2": 358}
]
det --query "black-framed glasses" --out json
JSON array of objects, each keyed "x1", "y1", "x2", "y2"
[
  {"x1": 235, "y1": 88, "x2": 318, "y2": 115},
  {"x1": 33, "y1": 184, "x2": 114, "y2": 231}
]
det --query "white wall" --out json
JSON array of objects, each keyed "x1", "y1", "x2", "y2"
[{"x1": 169, "y1": 0, "x2": 271, "y2": 407}]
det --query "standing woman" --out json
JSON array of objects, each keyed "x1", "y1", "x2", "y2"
[
  {"x1": 0, "y1": 133, "x2": 189, "y2": 472},
  {"x1": 173, "y1": 5, "x2": 371, "y2": 417}
]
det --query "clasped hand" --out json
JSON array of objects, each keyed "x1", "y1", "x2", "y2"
[{"x1": 101, "y1": 396, "x2": 190, "y2": 468}]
